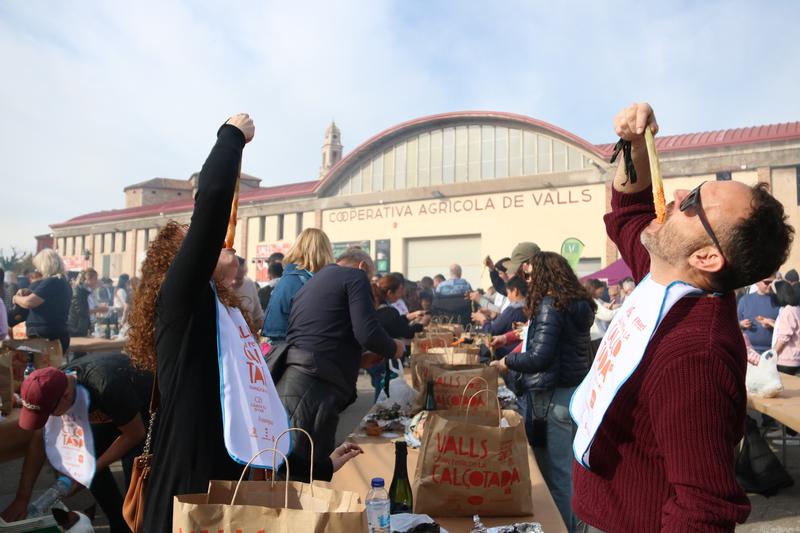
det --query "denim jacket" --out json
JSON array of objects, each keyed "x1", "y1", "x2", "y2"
[{"x1": 260, "y1": 263, "x2": 312, "y2": 340}]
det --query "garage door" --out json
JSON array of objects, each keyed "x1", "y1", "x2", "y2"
[{"x1": 405, "y1": 235, "x2": 482, "y2": 287}]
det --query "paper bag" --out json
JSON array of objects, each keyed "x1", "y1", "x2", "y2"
[
  {"x1": 413, "y1": 364, "x2": 498, "y2": 414},
  {"x1": 0, "y1": 349, "x2": 13, "y2": 415},
  {"x1": 410, "y1": 348, "x2": 481, "y2": 390},
  {"x1": 411, "y1": 334, "x2": 452, "y2": 356},
  {"x1": 413, "y1": 409, "x2": 532, "y2": 517},
  {"x1": 174, "y1": 479, "x2": 366, "y2": 533}
]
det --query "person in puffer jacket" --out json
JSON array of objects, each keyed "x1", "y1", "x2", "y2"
[{"x1": 491, "y1": 251, "x2": 595, "y2": 532}]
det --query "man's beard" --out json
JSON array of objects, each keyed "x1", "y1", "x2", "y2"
[{"x1": 640, "y1": 201, "x2": 705, "y2": 267}]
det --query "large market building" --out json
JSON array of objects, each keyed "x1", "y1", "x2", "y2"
[{"x1": 48, "y1": 112, "x2": 800, "y2": 287}]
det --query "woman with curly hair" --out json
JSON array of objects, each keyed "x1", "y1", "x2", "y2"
[
  {"x1": 491, "y1": 251, "x2": 595, "y2": 532},
  {"x1": 129, "y1": 115, "x2": 361, "y2": 532},
  {"x1": 124, "y1": 115, "x2": 256, "y2": 533}
]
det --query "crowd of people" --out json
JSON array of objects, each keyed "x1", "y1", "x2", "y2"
[{"x1": 1, "y1": 103, "x2": 797, "y2": 533}]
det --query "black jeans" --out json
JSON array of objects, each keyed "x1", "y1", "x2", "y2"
[
  {"x1": 275, "y1": 366, "x2": 346, "y2": 482},
  {"x1": 90, "y1": 423, "x2": 143, "y2": 533}
]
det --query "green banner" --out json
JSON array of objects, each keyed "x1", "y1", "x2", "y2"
[{"x1": 561, "y1": 238, "x2": 585, "y2": 270}]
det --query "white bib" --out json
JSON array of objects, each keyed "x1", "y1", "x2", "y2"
[
  {"x1": 215, "y1": 294, "x2": 290, "y2": 468},
  {"x1": 570, "y1": 275, "x2": 702, "y2": 469},
  {"x1": 44, "y1": 385, "x2": 96, "y2": 487},
  {"x1": 520, "y1": 320, "x2": 531, "y2": 352}
]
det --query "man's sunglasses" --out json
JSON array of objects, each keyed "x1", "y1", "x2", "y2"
[{"x1": 679, "y1": 182, "x2": 727, "y2": 264}]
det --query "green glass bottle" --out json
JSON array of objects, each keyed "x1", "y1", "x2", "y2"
[
  {"x1": 389, "y1": 441, "x2": 413, "y2": 514},
  {"x1": 424, "y1": 378, "x2": 437, "y2": 411}
]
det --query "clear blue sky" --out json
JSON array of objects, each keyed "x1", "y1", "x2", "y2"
[{"x1": 1, "y1": 0, "x2": 798, "y2": 253}]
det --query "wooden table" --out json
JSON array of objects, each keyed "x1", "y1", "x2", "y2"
[
  {"x1": 331, "y1": 435, "x2": 567, "y2": 532},
  {"x1": 0, "y1": 409, "x2": 33, "y2": 463},
  {"x1": 747, "y1": 372, "x2": 800, "y2": 433},
  {"x1": 68, "y1": 336, "x2": 126, "y2": 354}
]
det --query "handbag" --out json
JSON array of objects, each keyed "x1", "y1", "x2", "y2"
[
  {"x1": 123, "y1": 373, "x2": 159, "y2": 533},
  {"x1": 266, "y1": 341, "x2": 290, "y2": 383},
  {"x1": 735, "y1": 416, "x2": 794, "y2": 496}
]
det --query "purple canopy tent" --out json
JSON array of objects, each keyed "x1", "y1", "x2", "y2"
[{"x1": 579, "y1": 258, "x2": 632, "y2": 286}]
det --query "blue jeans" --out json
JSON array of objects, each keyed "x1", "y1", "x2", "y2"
[{"x1": 518, "y1": 387, "x2": 577, "y2": 533}]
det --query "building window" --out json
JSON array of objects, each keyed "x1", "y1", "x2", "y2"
[
  {"x1": 417, "y1": 133, "x2": 430, "y2": 186},
  {"x1": 144, "y1": 229, "x2": 150, "y2": 247},
  {"x1": 796, "y1": 167, "x2": 800, "y2": 206},
  {"x1": 395, "y1": 142, "x2": 407, "y2": 189},
  {"x1": 110, "y1": 233, "x2": 116, "y2": 253},
  {"x1": 495, "y1": 127, "x2": 509, "y2": 178},
  {"x1": 259, "y1": 216, "x2": 266, "y2": 241},
  {"x1": 79, "y1": 236, "x2": 85, "y2": 256},
  {"x1": 121, "y1": 232, "x2": 127, "y2": 252},
  {"x1": 296, "y1": 213, "x2": 303, "y2": 236},
  {"x1": 481, "y1": 126, "x2": 494, "y2": 179},
  {"x1": 537, "y1": 135, "x2": 552, "y2": 173},
  {"x1": 553, "y1": 140, "x2": 567, "y2": 172},
  {"x1": 277, "y1": 214, "x2": 285, "y2": 241},
  {"x1": 100, "y1": 234, "x2": 105, "y2": 254},
  {"x1": 372, "y1": 154, "x2": 384, "y2": 192},
  {"x1": 442, "y1": 127, "x2": 455, "y2": 184},
  {"x1": 430, "y1": 130, "x2": 443, "y2": 185},
  {"x1": 508, "y1": 128, "x2": 522, "y2": 177},
  {"x1": 716, "y1": 171, "x2": 732, "y2": 181}
]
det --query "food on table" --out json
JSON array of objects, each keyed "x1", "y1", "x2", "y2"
[{"x1": 365, "y1": 420, "x2": 384, "y2": 437}]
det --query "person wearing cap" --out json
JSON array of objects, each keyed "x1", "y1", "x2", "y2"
[
  {"x1": 1, "y1": 353, "x2": 152, "y2": 532},
  {"x1": 486, "y1": 242, "x2": 541, "y2": 297}
]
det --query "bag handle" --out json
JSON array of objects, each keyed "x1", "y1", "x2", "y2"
[
  {"x1": 275, "y1": 427, "x2": 315, "y2": 494},
  {"x1": 142, "y1": 373, "x2": 159, "y2": 456},
  {"x1": 464, "y1": 388, "x2": 502, "y2": 425},
  {"x1": 459, "y1": 376, "x2": 490, "y2": 406},
  {"x1": 231, "y1": 448, "x2": 290, "y2": 508}
]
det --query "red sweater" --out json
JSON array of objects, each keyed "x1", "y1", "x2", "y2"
[{"x1": 572, "y1": 187, "x2": 751, "y2": 532}]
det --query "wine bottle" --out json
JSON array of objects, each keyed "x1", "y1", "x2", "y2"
[
  {"x1": 389, "y1": 441, "x2": 413, "y2": 514},
  {"x1": 424, "y1": 378, "x2": 437, "y2": 411}
]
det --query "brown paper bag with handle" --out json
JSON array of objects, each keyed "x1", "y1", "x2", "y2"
[
  {"x1": 410, "y1": 334, "x2": 451, "y2": 356},
  {"x1": 413, "y1": 390, "x2": 533, "y2": 517},
  {"x1": 173, "y1": 445, "x2": 366, "y2": 533},
  {"x1": 410, "y1": 347, "x2": 481, "y2": 390},
  {"x1": 412, "y1": 365, "x2": 498, "y2": 414},
  {"x1": 0, "y1": 348, "x2": 13, "y2": 415}
]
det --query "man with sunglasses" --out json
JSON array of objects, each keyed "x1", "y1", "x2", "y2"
[
  {"x1": 571, "y1": 103, "x2": 793, "y2": 533},
  {"x1": 737, "y1": 275, "x2": 780, "y2": 354}
]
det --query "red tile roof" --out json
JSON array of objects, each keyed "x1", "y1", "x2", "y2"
[
  {"x1": 52, "y1": 180, "x2": 318, "y2": 228},
  {"x1": 594, "y1": 121, "x2": 800, "y2": 159}
]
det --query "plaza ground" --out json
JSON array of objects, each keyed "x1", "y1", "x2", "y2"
[{"x1": 1, "y1": 372, "x2": 798, "y2": 532}]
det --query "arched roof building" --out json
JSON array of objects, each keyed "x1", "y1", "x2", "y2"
[{"x1": 50, "y1": 112, "x2": 800, "y2": 285}]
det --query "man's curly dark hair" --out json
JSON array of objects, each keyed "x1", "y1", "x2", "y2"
[{"x1": 714, "y1": 183, "x2": 794, "y2": 292}]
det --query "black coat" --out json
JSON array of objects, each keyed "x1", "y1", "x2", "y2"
[
  {"x1": 506, "y1": 295, "x2": 594, "y2": 392},
  {"x1": 67, "y1": 285, "x2": 91, "y2": 337}
]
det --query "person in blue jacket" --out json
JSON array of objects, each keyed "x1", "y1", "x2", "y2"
[{"x1": 260, "y1": 228, "x2": 334, "y2": 342}]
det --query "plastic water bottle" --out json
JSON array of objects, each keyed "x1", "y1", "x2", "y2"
[
  {"x1": 23, "y1": 354, "x2": 36, "y2": 380},
  {"x1": 27, "y1": 475, "x2": 72, "y2": 517},
  {"x1": 366, "y1": 477, "x2": 391, "y2": 533}
]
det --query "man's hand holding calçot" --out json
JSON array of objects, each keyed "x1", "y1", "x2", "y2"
[{"x1": 613, "y1": 102, "x2": 659, "y2": 144}]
